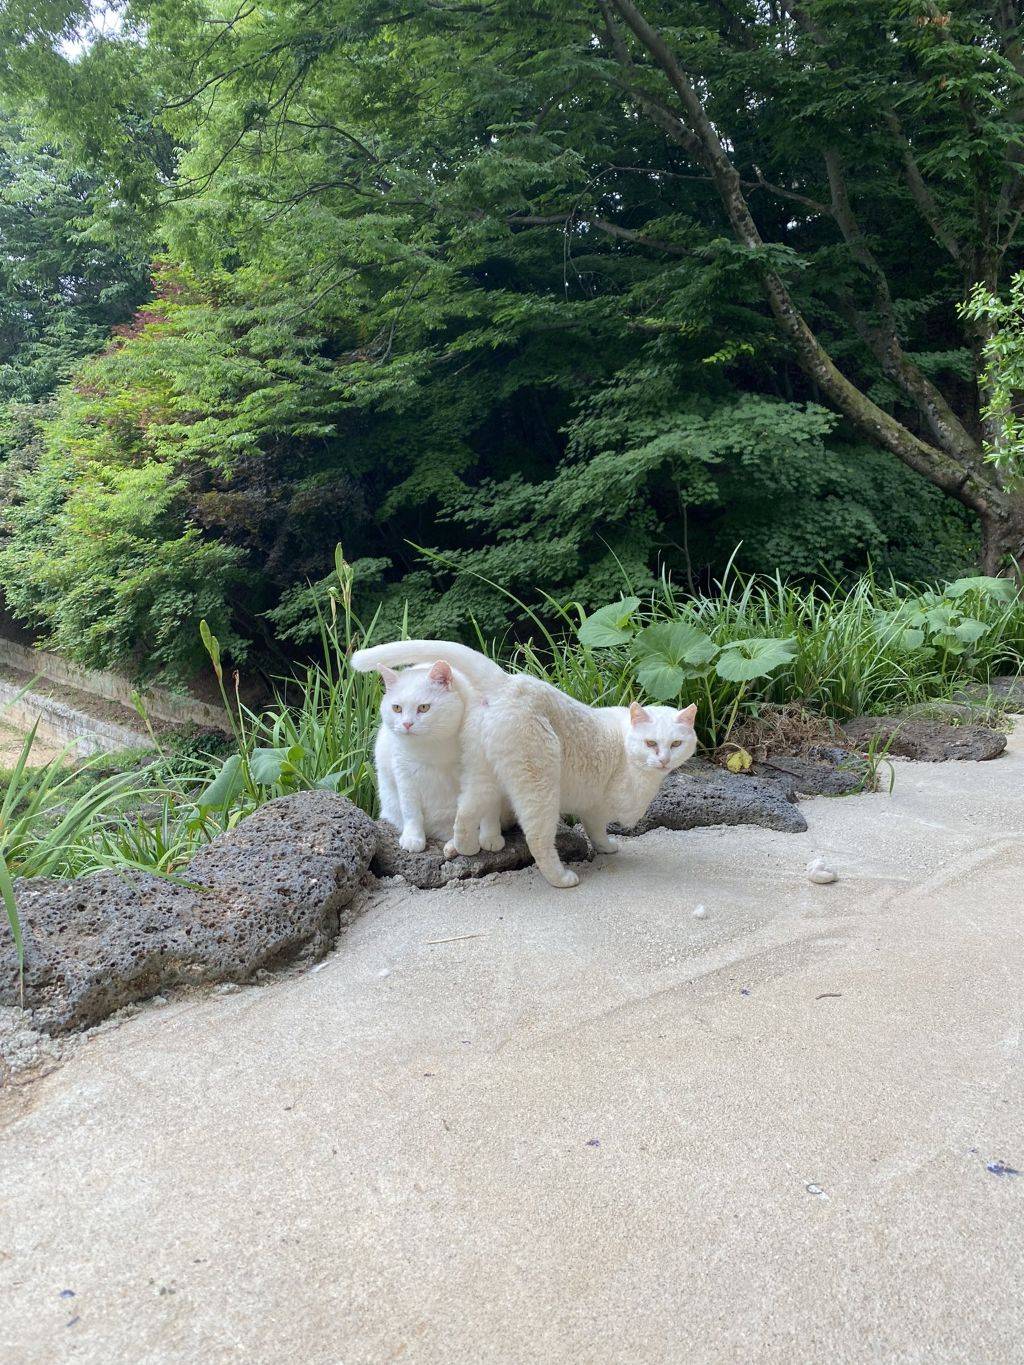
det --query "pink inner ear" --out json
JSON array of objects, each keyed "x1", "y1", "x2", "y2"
[
  {"x1": 379, "y1": 665, "x2": 399, "y2": 691},
  {"x1": 428, "y1": 660, "x2": 453, "y2": 688},
  {"x1": 629, "y1": 701, "x2": 652, "y2": 726},
  {"x1": 676, "y1": 703, "x2": 697, "y2": 726}
]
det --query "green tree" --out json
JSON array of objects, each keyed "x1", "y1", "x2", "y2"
[
  {"x1": 0, "y1": 0, "x2": 1018, "y2": 673},
  {"x1": 0, "y1": 113, "x2": 149, "y2": 408},
  {"x1": 92, "y1": 0, "x2": 1023, "y2": 572}
]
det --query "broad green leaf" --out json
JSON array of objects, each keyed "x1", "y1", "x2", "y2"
[
  {"x1": 715, "y1": 637, "x2": 796, "y2": 682},
  {"x1": 577, "y1": 597, "x2": 641, "y2": 648},
  {"x1": 197, "y1": 753, "x2": 245, "y2": 808},
  {"x1": 925, "y1": 604, "x2": 956, "y2": 630},
  {"x1": 899, "y1": 627, "x2": 926, "y2": 652},
  {"x1": 953, "y1": 617, "x2": 988, "y2": 644},
  {"x1": 634, "y1": 621, "x2": 717, "y2": 666},
  {"x1": 249, "y1": 747, "x2": 291, "y2": 785},
  {"x1": 932, "y1": 634, "x2": 967, "y2": 655},
  {"x1": 633, "y1": 621, "x2": 716, "y2": 699},
  {"x1": 945, "y1": 576, "x2": 1014, "y2": 600},
  {"x1": 636, "y1": 659, "x2": 686, "y2": 702},
  {"x1": 315, "y1": 771, "x2": 347, "y2": 792}
]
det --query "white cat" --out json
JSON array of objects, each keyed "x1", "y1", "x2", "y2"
[
  {"x1": 363, "y1": 659, "x2": 467, "y2": 852},
  {"x1": 352, "y1": 640, "x2": 697, "y2": 888}
]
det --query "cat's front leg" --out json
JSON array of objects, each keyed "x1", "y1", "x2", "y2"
[
  {"x1": 375, "y1": 735, "x2": 402, "y2": 829},
  {"x1": 581, "y1": 812, "x2": 618, "y2": 855},
  {"x1": 396, "y1": 783, "x2": 427, "y2": 853},
  {"x1": 445, "y1": 795, "x2": 483, "y2": 858},
  {"x1": 444, "y1": 752, "x2": 497, "y2": 857},
  {"x1": 478, "y1": 804, "x2": 505, "y2": 853}
]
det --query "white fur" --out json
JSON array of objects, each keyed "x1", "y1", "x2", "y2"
[
  {"x1": 353, "y1": 640, "x2": 697, "y2": 887},
  {"x1": 370, "y1": 660, "x2": 466, "y2": 852}
]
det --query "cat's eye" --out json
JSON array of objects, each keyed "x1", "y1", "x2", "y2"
[
  {"x1": 417, "y1": 703, "x2": 431, "y2": 713},
  {"x1": 670, "y1": 740, "x2": 682, "y2": 748},
  {"x1": 391, "y1": 704, "x2": 402, "y2": 713},
  {"x1": 645, "y1": 739, "x2": 658, "y2": 749}
]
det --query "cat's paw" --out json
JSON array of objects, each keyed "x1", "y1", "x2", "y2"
[
  {"x1": 546, "y1": 867, "x2": 580, "y2": 889},
  {"x1": 479, "y1": 831, "x2": 505, "y2": 852},
  {"x1": 593, "y1": 835, "x2": 619, "y2": 855},
  {"x1": 444, "y1": 836, "x2": 480, "y2": 858},
  {"x1": 399, "y1": 830, "x2": 427, "y2": 853}
]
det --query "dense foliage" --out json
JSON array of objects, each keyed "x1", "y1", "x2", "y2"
[
  {"x1": 3, "y1": 563, "x2": 1023, "y2": 881},
  {"x1": 2, "y1": 2, "x2": 1024, "y2": 678}
]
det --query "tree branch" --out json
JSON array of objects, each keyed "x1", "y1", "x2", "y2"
[
  {"x1": 505, "y1": 212, "x2": 692, "y2": 256},
  {"x1": 823, "y1": 147, "x2": 981, "y2": 467},
  {"x1": 602, "y1": 0, "x2": 1006, "y2": 520},
  {"x1": 882, "y1": 111, "x2": 963, "y2": 264}
]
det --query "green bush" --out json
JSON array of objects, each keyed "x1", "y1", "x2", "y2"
[{"x1": 568, "y1": 570, "x2": 1024, "y2": 746}]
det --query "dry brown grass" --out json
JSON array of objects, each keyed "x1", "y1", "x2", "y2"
[{"x1": 715, "y1": 703, "x2": 841, "y2": 765}]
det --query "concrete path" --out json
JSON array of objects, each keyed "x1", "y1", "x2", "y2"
[{"x1": 2, "y1": 734, "x2": 1023, "y2": 1364}]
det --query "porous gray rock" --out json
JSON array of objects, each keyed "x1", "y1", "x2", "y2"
[
  {"x1": 0, "y1": 792, "x2": 378, "y2": 1034},
  {"x1": 371, "y1": 822, "x2": 593, "y2": 889},
  {"x1": 842, "y1": 715, "x2": 1007, "y2": 763},
  {"x1": 184, "y1": 790, "x2": 378, "y2": 963},
  {"x1": 953, "y1": 675, "x2": 1024, "y2": 712},
  {"x1": 752, "y1": 751, "x2": 869, "y2": 797},
  {"x1": 617, "y1": 763, "x2": 808, "y2": 837}
]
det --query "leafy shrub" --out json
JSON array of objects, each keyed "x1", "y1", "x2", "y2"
[{"x1": 571, "y1": 570, "x2": 1024, "y2": 746}]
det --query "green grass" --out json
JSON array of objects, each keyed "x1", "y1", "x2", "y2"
[
  {"x1": 2, "y1": 559, "x2": 1022, "y2": 991},
  {"x1": 502, "y1": 567, "x2": 1024, "y2": 747}
]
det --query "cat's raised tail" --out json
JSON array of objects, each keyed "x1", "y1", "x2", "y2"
[{"x1": 350, "y1": 640, "x2": 507, "y2": 692}]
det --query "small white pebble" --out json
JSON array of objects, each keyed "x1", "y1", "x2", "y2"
[
  {"x1": 213, "y1": 982, "x2": 241, "y2": 996},
  {"x1": 806, "y1": 857, "x2": 837, "y2": 885},
  {"x1": 377, "y1": 968, "x2": 391, "y2": 979},
  {"x1": 692, "y1": 904, "x2": 707, "y2": 919}
]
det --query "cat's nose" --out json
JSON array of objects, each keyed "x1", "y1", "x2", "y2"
[
  {"x1": 659, "y1": 758, "x2": 669, "y2": 769},
  {"x1": 402, "y1": 721, "x2": 414, "y2": 730}
]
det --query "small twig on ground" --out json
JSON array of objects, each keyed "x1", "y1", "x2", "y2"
[{"x1": 424, "y1": 933, "x2": 488, "y2": 945}]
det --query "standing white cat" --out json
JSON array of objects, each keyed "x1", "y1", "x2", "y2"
[{"x1": 352, "y1": 640, "x2": 697, "y2": 887}]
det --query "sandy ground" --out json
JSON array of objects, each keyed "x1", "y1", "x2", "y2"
[
  {"x1": 1, "y1": 734, "x2": 1023, "y2": 1364},
  {"x1": 0, "y1": 720, "x2": 66, "y2": 768}
]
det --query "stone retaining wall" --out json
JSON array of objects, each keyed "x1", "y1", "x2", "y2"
[
  {"x1": 0, "y1": 637, "x2": 230, "y2": 733},
  {"x1": 0, "y1": 678, "x2": 152, "y2": 757}
]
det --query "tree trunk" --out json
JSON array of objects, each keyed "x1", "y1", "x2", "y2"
[
  {"x1": 980, "y1": 496, "x2": 1024, "y2": 576},
  {"x1": 603, "y1": 0, "x2": 1023, "y2": 577}
]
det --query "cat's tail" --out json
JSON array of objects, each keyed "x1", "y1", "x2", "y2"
[{"x1": 350, "y1": 640, "x2": 508, "y2": 691}]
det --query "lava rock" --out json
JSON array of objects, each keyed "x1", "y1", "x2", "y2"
[
  {"x1": 752, "y1": 751, "x2": 869, "y2": 797},
  {"x1": 842, "y1": 715, "x2": 1007, "y2": 762},
  {"x1": 617, "y1": 764, "x2": 808, "y2": 836},
  {"x1": 372, "y1": 821, "x2": 593, "y2": 889},
  {"x1": 0, "y1": 792, "x2": 378, "y2": 1034},
  {"x1": 185, "y1": 790, "x2": 378, "y2": 964},
  {"x1": 953, "y1": 675, "x2": 1024, "y2": 712}
]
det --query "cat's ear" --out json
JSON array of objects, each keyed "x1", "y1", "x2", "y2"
[
  {"x1": 428, "y1": 660, "x2": 453, "y2": 689},
  {"x1": 379, "y1": 665, "x2": 399, "y2": 691},
  {"x1": 676, "y1": 703, "x2": 697, "y2": 727},
  {"x1": 629, "y1": 701, "x2": 652, "y2": 726}
]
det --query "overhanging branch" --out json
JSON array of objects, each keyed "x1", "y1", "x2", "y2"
[{"x1": 601, "y1": 0, "x2": 1007, "y2": 520}]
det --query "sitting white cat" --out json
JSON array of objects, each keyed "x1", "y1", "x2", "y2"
[
  {"x1": 351, "y1": 640, "x2": 697, "y2": 888},
  {"x1": 363, "y1": 659, "x2": 466, "y2": 853}
]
